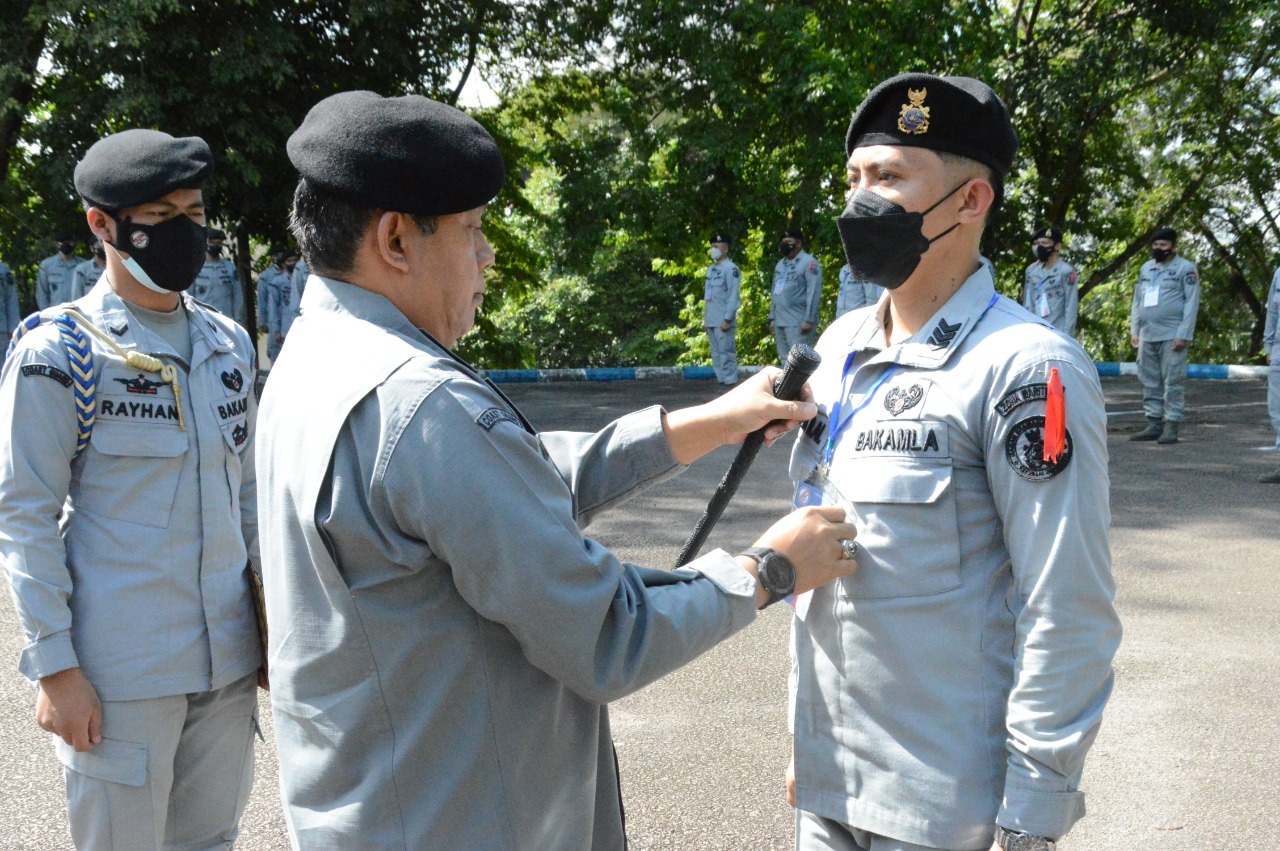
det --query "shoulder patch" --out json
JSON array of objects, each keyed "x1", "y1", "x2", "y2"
[
  {"x1": 21, "y1": 363, "x2": 73, "y2": 387},
  {"x1": 733, "y1": 268, "x2": 740, "y2": 278},
  {"x1": 1005, "y1": 416, "x2": 1073, "y2": 481},
  {"x1": 476, "y1": 407, "x2": 521, "y2": 432},
  {"x1": 995, "y1": 383, "x2": 1048, "y2": 417}
]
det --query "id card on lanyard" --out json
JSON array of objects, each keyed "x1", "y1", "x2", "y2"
[{"x1": 1144, "y1": 269, "x2": 1165, "y2": 307}]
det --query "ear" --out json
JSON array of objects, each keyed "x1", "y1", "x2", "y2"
[
  {"x1": 374, "y1": 211, "x2": 413, "y2": 274},
  {"x1": 86, "y1": 208, "x2": 115, "y2": 245},
  {"x1": 956, "y1": 178, "x2": 994, "y2": 224}
]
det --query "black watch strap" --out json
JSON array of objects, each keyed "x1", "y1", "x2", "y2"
[{"x1": 739, "y1": 546, "x2": 795, "y2": 608}]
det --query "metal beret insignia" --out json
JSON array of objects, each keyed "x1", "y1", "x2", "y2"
[{"x1": 897, "y1": 88, "x2": 930, "y2": 135}]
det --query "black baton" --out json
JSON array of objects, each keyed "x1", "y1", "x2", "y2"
[{"x1": 675, "y1": 344, "x2": 821, "y2": 567}]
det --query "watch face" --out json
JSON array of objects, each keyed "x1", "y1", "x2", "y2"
[{"x1": 760, "y1": 552, "x2": 796, "y2": 597}]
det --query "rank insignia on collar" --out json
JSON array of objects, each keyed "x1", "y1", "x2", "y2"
[
  {"x1": 109, "y1": 322, "x2": 127, "y2": 336},
  {"x1": 926, "y1": 316, "x2": 961, "y2": 350},
  {"x1": 884, "y1": 384, "x2": 924, "y2": 416},
  {"x1": 897, "y1": 88, "x2": 930, "y2": 135},
  {"x1": 221, "y1": 368, "x2": 244, "y2": 393}
]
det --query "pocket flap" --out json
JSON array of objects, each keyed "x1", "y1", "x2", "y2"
[
  {"x1": 55, "y1": 736, "x2": 147, "y2": 787},
  {"x1": 836, "y1": 461, "x2": 950, "y2": 505},
  {"x1": 91, "y1": 423, "x2": 188, "y2": 458}
]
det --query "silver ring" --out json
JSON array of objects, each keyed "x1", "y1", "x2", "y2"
[{"x1": 840, "y1": 539, "x2": 859, "y2": 560}]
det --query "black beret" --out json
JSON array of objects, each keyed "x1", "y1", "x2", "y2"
[
  {"x1": 782, "y1": 228, "x2": 803, "y2": 241},
  {"x1": 287, "y1": 91, "x2": 505, "y2": 217},
  {"x1": 1151, "y1": 227, "x2": 1177, "y2": 244},
  {"x1": 209, "y1": 228, "x2": 226, "y2": 240},
  {"x1": 1033, "y1": 226, "x2": 1063, "y2": 243},
  {"x1": 846, "y1": 73, "x2": 1018, "y2": 178},
  {"x1": 710, "y1": 232, "x2": 732, "y2": 244},
  {"x1": 74, "y1": 129, "x2": 214, "y2": 210},
  {"x1": 269, "y1": 244, "x2": 287, "y2": 255}
]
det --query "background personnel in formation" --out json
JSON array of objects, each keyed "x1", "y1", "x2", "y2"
[
  {"x1": 0, "y1": 129, "x2": 263, "y2": 850},
  {"x1": 0, "y1": 259, "x2": 20, "y2": 358},
  {"x1": 704, "y1": 232, "x2": 741, "y2": 385},
  {"x1": 1260, "y1": 264, "x2": 1280, "y2": 482},
  {"x1": 73, "y1": 238, "x2": 108, "y2": 298},
  {"x1": 835, "y1": 263, "x2": 883, "y2": 318},
  {"x1": 285, "y1": 253, "x2": 309, "y2": 329},
  {"x1": 257, "y1": 90, "x2": 857, "y2": 849},
  {"x1": 1022, "y1": 226, "x2": 1079, "y2": 336},
  {"x1": 191, "y1": 227, "x2": 246, "y2": 325},
  {"x1": 36, "y1": 233, "x2": 85, "y2": 309},
  {"x1": 770, "y1": 228, "x2": 822, "y2": 363},
  {"x1": 788, "y1": 72, "x2": 1120, "y2": 851},
  {"x1": 1129, "y1": 227, "x2": 1199, "y2": 444},
  {"x1": 257, "y1": 244, "x2": 290, "y2": 362}
]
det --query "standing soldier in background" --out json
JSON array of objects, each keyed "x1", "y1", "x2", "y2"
[
  {"x1": 1129, "y1": 227, "x2": 1199, "y2": 444},
  {"x1": 704, "y1": 232, "x2": 741, "y2": 385},
  {"x1": 257, "y1": 245, "x2": 288, "y2": 362},
  {"x1": 0, "y1": 128, "x2": 263, "y2": 850},
  {"x1": 0, "y1": 259, "x2": 20, "y2": 366},
  {"x1": 1260, "y1": 264, "x2": 1280, "y2": 482},
  {"x1": 1023, "y1": 226, "x2": 1079, "y2": 336},
  {"x1": 770, "y1": 228, "x2": 821, "y2": 363},
  {"x1": 835, "y1": 263, "x2": 883, "y2": 319},
  {"x1": 285, "y1": 253, "x2": 310, "y2": 330},
  {"x1": 36, "y1": 234, "x2": 84, "y2": 309},
  {"x1": 73, "y1": 238, "x2": 108, "y2": 297},
  {"x1": 191, "y1": 227, "x2": 246, "y2": 325},
  {"x1": 277, "y1": 247, "x2": 300, "y2": 344}
]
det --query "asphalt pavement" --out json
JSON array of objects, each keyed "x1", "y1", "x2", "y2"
[{"x1": 1, "y1": 375, "x2": 1277, "y2": 849}]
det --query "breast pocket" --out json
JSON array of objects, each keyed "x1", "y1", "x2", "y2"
[
  {"x1": 832, "y1": 459, "x2": 962, "y2": 599},
  {"x1": 75, "y1": 422, "x2": 189, "y2": 528}
]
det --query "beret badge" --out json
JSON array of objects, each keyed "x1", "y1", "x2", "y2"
[{"x1": 897, "y1": 88, "x2": 930, "y2": 135}]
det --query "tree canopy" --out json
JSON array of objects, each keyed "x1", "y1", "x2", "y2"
[{"x1": 2, "y1": 1, "x2": 1277, "y2": 367}]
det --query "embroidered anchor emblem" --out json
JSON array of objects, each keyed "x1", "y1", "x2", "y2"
[
  {"x1": 884, "y1": 384, "x2": 924, "y2": 416},
  {"x1": 221, "y1": 369, "x2": 244, "y2": 392},
  {"x1": 927, "y1": 317, "x2": 961, "y2": 350}
]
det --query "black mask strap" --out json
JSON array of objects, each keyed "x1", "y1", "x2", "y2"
[{"x1": 920, "y1": 179, "x2": 972, "y2": 245}]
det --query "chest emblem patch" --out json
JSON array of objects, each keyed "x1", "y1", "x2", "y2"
[
  {"x1": 1005, "y1": 416, "x2": 1073, "y2": 481},
  {"x1": 232, "y1": 422, "x2": 248, "y2": 447},
  {"x1": 114, "y1": 374, "x2": 162, "y2": 395},
  {"x1": 927, "y1": 317, "x2": 961, "y2": 350},
  {"x1": 221, "y1": 368, "x2": 244, "y2": 392},
  {"x1": 884, "y1": 384, "x2": 924, "y2": 416}
]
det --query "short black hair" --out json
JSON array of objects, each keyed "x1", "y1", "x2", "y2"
[{"x1": 289, "y1": 178, "x2": 437, "y2": 275}]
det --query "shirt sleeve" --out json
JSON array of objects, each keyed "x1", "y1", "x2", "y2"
[
  {"x1": 381, "y1": 382, "x2": 758, "y2": 705},
  {"x1": 725, "y1": 266, "x2": 741, "y2": 325},
  {"x1": 1129, "y1": 267, "x2": 1144, "y2": 337},
  {"x1": 1022, "y1": 267, "x2": 1033, "y2": 311},
  {"x1": 1264, "y1": 269, "x2": 1280, "y2": 352},
  {"x1": 1064, "y1": 267, "x2": 1080, "y2": 336},
  {"x1": 983, "y1": 355, "x2": 1122, "y2": 839},
  {"x1": 805, "y1": 260, "x2": 822, "y2": 325},
  {"x1": 0, "y1": 334, "x2": 83, "y2": 680},
  {"x1": 36, "y1": 263, "x2": 50, "y2": 311},
  {"x1": 239, "y1": 348, "x2": 260, "y2": 568},
  {"x1": 1176, "y1": 262, "x2": 1200, "y2": 341}
]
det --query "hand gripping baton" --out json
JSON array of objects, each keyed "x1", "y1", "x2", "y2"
[{"x1": 674, "y1": 344, "x2": 821, "y2": 567}]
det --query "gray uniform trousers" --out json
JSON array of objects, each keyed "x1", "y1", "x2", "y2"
[
  {"x1": 709, "y1": 323, "x2": 738, "y2": 384},
  {"x1": 776, "y1": 323, "x2": 817, "y2": 363},
  {"x1": 1137, "y1": 339, "x2": 1190, "y2": 422},
  {"x1": 798, "y1": 810, "x2": 955, "y2": 851},
  {"x1": 62, "y1": 674, "x2": 258, "y2": 851},
  {"x1": 1268, "y1": 359, "x2": 1280, "y2": 445}
]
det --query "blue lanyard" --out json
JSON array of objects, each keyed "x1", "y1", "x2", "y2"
[{"x1": 824, "y1": 293, "x2": 999, "y2": 467}]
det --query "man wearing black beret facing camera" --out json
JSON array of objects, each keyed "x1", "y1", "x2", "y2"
[
  {"x1": 786, "y1": 74, "x2": 1121, "y2": 851},
  {"x1": 256, "y1": 90, "x2": 861, "y2": 848}
]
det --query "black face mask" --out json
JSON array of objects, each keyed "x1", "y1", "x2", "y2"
[
  {"x1": 780, "y1": 241, "x2": 798, "y2": 257},
  {"x1": 208, "y1": 243, "x2": 224, "y2": 258},
  {"x1": 58, "y1": 241, "x2": 75, "y2": 255},
  {"x1": 836, "y1": 181, "x2": 968, "y2": 290},
  {"x1": 1033, "y1": 245, "x2": 1055, "y2": 263},
  {"x1": 92, "y1": 246, "x2": 106, "y2": 260},
  {"x1": 1151, "y1": 247, "x2": 1172, "y2": 263},
  {"x1": 109, "y1": 213, "x2": 208, "y2": 293}
]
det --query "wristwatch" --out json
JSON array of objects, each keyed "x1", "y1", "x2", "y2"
[
  {"x1": 739, "y1": 547, "x2": 796, "y2": 608},
  {"x1": 994, "y1": 826, "x2": 1055, "y2": 851}
]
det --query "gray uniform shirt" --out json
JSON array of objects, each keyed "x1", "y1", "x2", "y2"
[
  {"x1": 1263, "y1": 267, "x2": 1280, "y2": 359},
  {"x1": 73, "y1": 259, "x2": 106, "y2": 301},
  {"x1": 1022, "y1": 258, "x2": 1079, "y2": 335},
  {"x1": 771, "y1": 250, "x2": 822, "y2": 327},
  {"x1": 790, "y1": 264, "x2": 1120, "y2": 846},
  {"x1": 703, "y1": 258, "x2": 742, "y2": 326},
  {"x1": 0, "y1": 262, "x2": 21, "y2": 338},
  {"x1": 836, "y1": 264, "x2": 884, "y2": 318},
  {"x1": 284, "y1": 260, "x2": 309, "y2": 332},
  {"x1": 0, "y1": 279, "x2": 260, "y2": 700},
  {"x1": 258, "y1": 276, "x2": 758, "y2": 849},
  {"x1": 36, "y1": 254, "x2": 84, "y2": 309},
  {"x1": 191, "y1": 257, "x2": 245, "y2": 326},
  {"x1": 1129, "y1": 255, "x2": 1199, "y2": 343}
]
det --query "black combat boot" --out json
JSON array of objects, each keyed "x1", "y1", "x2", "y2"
[
  {"x1": 1157, "y1": 420, "x2": 1179, "y2": 444},
  {"x1": 1130, "y1": 418, "x2": 1162, "y2": 441}
]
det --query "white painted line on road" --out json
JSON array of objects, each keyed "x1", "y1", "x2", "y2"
[{"x1": 1107, "y1": 401, "x2": 1268, "y2": 418}]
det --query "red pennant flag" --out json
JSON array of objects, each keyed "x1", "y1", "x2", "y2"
[{"x1": 1043, "y1": 367, "x2": 1066, "y2": 463}]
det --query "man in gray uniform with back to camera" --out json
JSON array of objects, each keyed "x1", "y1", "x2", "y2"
[
  {"x1": 37, "y1": 233, "x2": 85, "y2": 309},
  {"x1": 787, "y1": 73, "x2": 1121, "y2": 851},
  {"x1": 771, "y1": 228, "x2": 822, "y2": 363},
  {"x1": 191, "y1": 227, "x2": 246, "y2": 326},
  {"x1": 0, "y1": 129, "x2": 264, "y2": 849},
  {"x1": 258, "y1": 91, "x2": 862, "y2": 849},
  {"x1": 704, "y1": 231, "x2": 741, "y2": 385},
  {"x1": 1022, "y1": 226, "x2": 1078, "y2": 336},
  {"x1": 1129, "y1": 226, "x2": 1199, "y2": 444}
]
